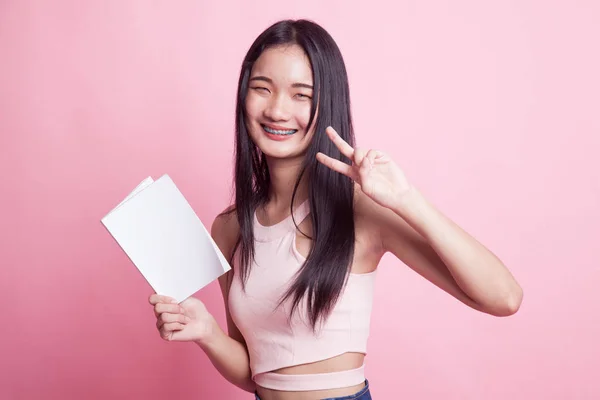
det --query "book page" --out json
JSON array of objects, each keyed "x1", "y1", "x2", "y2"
[{"x1": 101, "y1": 175, "x2": 230, "y2": 302}]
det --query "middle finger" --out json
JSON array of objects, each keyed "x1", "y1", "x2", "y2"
[
  {"x1": 156, "y1": 312, "x2": 189, "y2": 330},
  {"x1": 154, "y1": 303, "x2": 183, "y2": 317}
]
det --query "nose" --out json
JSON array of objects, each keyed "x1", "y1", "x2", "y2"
[{"x1": 263, "y1": 94, "x2": 291, "y2": 121}]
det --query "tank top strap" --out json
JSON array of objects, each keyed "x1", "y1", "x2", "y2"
[{"x1": 291, "y1": 199, "x2": 310, "y2": 226}]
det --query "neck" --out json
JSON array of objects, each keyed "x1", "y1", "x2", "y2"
[{"x1": 265, "y1": 155, "x2": 309, "y2": 209}]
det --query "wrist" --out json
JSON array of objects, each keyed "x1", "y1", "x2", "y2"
[
  {"x1": 391, "y1": 185, "x2": 421, "y2": 216},
  {"x1": 194, "y1": 315, "x2": 222, "y2": 349}
]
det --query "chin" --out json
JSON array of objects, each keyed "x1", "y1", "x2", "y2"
[{"x1": 257, "y1": 142, "x2": 305, "y2": 160}]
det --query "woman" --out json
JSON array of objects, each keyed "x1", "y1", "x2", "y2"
[{"x1": 149, "y1": 19, "x2": 523, "y2": 400}]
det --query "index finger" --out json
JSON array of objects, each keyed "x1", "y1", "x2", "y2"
[
  {"x1": 325, "y1": 126, "x2": 354, "y2": 160},
  {"x1": 149, "y1": 294, "x2": 178, "y2": 305}
]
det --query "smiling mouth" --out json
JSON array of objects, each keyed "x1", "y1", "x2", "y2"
[{"x1": 261, "y1": 124, "x2": 298, "y2": 136}]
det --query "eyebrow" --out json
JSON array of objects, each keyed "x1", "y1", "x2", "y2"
[{"x1": 249, "y1": 75, "x2": 313, "y2": 90}]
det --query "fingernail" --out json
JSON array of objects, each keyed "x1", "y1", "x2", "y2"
[{"x1": 170, "y1": 299, "x2": 178, "y2": 304}]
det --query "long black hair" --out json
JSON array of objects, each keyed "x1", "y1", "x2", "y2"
[{"x1": 224, "y1": 19, "x2": 356, "y2": 330}]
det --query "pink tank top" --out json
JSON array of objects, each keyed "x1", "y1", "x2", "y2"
[{"x1": 228, "y1": 199, "x2": 377, "y2": 391}]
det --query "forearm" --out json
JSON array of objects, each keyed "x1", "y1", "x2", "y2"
[
  {"x1": 393, "y1": 186, "x2": 523, "y2": 315},
  {"x1": 196, "y1": 322, "x2": 256, "y2": 393}
]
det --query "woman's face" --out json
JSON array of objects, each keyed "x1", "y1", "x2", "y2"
[{"x1": 245, "y1": 44, "x2": 317, "y2": 160}]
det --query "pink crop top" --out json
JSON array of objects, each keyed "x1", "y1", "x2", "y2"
[{"x1": 228, "y1": 200, "x2": 377, "y2": 391}]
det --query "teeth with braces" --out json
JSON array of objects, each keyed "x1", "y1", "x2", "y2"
[{"x1": 262, "y1": 125, "x2": 297, "y2": 135}]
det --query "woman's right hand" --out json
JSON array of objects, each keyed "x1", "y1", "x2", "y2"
[{"x1": 149, "y1": 294, "x2": 217, "y2": 343}]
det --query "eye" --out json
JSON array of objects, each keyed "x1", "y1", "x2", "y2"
[
  {"x1": 251, "y1": 86, "x2": 270, "y2": 93},
  {"x1": 295, "y1": 93, "x2": 312, "y2": 100}
]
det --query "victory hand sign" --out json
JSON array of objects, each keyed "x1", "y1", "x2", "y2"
[{"x1": 316, "y1": 126, "x2": 413, "y2": 210}]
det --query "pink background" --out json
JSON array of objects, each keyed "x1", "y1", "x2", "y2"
[{"x1": 1, "y1": 1, "x2": 598, "y2": 399}]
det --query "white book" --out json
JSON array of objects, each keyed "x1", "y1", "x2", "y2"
[{"x1": 101, "y1": 174, "x2": 231, "y2": 303}]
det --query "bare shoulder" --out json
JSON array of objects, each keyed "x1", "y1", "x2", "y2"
[
  {"x1": 353, "y1": 183, "x2": 419, "y2": 248},
  {"x1": 352, "y1": 185, "x2": 387, "y2": 262},
  {"x1": 353, "y1": 184, "x2": 387, "y2": 230},
  {"x1": 210, "y1": 205, "x2": 240, "y2": 262}
]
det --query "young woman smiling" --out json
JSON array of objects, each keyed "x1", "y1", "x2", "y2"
[{"x1": 149, "y1": 19, "x2": 523, "y2": 400}]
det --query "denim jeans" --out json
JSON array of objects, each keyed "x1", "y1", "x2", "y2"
[{"x1": 255, "y1": 379, "x2": 372, "y2": 400}]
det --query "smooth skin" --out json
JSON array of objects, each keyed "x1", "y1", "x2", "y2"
[{"x1": 149, "y1": 44, "x2": 523, "y2": 400}]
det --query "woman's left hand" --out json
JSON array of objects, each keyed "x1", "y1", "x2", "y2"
[{"x1": 316, "y1": 126, "x2": 413, "y2": 210}]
